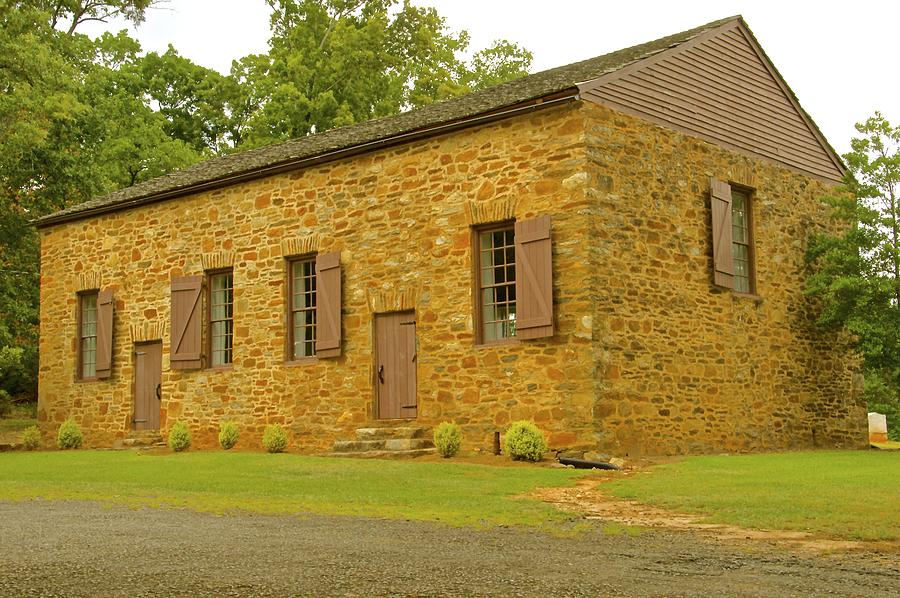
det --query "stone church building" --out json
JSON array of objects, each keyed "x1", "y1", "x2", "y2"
[{"x1": 36, "y1": 16, "x2": 867, "y2": 454}]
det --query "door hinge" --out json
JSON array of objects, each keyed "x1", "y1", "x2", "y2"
[{"x1": 399, "y1": 321, "x2": 416, "y2": 326}]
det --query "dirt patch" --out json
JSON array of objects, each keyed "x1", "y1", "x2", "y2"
[{"x1": 534, "y1": 473, "x2": 900, "y2": 561}]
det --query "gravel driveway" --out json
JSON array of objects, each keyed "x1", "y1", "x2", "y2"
[{"x1": 1, "y1": 500, "x2": 897, "y2": 597}]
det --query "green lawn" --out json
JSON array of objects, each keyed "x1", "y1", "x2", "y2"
[
  {"x1": 0, "y1": 451, "x2": 585, "y2": 529},
  {"x1": 604, "y1": 451, "x2": 900, "y2": 541}
]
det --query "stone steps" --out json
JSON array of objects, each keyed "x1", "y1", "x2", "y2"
[
  {"x1": 121, "y1": 431, "x2": 165, "y2": 449},
  {"x1": 330, "y1": 426, "x2": 434, "y2": 459},
  {"x1": 354, "y1": 427, "x2": 425, "y2": 440},
  {"x1": 325, "y1": 447, "x2": 437, "y2": 459}
]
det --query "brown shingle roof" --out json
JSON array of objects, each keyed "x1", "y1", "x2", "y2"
[{"x1": 37, "y1": 15, "x2": 739, "y2": 227}]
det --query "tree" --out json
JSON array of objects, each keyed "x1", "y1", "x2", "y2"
[
  {"x1": 0, "y1": 1, "x2": 196, "y2": 401},
  {"x1": 806, "y1": 112, "x2": 900, "y2": 440},
  {"x1": 42, "y1": 0, "x2": 159, "y2": 34},
  {"x1": 0, "y1": 0, "x2": 533, "y2": 402},
  {"x1": 236, "y1": 0, "x2": 532, "y2": 148}
]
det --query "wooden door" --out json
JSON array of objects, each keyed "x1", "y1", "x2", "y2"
[
  {"x1": 133, "y1": 342, "x2": 162, "y2": 430},
  {"x1": 375, "y1": 311, "x2": 417, "y2": 419}
]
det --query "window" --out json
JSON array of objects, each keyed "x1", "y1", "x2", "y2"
[
  {"x1": 731, "y1": 188, "x2": 754, "y2": 294},
  {"x1": 78, "y1": 291, "x2": 98, "y2": 379},
  {"x1": 710, "y1": 178, "x2": 756, "y2": 295},
  {"x1": 208, "y1": 270, "x2": 234, "y2": 367},
  {"x1": 476, "y1": 224, "x2": 517, "y2": 342},
  {"x1": 288, "y1": 257, "x2": 317, "y2": 359}
]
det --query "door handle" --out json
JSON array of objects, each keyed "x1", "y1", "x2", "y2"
[
  {"x1": 155, "y1": 383, "x2": 161, "y2": 400},
  {"x1": 378, "y1": 365, "x2": 384, "y2": 384}
]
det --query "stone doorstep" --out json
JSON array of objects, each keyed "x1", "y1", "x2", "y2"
[
  {"x1": 324, "y1": 448, "x2": 438, "y2": 459},
  {"x1": 355, "y1": 427, "x2": 426, "y2": 440},
  {"x1": 122, "y1": 432, "x2": 164, "y2": 448},
  {"x1": 332, "y1": 438, "x2": 433, "y2": 453}
]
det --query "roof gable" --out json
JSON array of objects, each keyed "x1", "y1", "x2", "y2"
[{"x1": 578, "y1": 19, "x2": 845, "y2": 182}]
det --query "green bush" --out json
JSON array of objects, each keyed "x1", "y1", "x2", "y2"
[
  {"x1": 57, "y1": 419, "x2": 83, "y2": 450},
  {"x1": 262, "y1": 423, "x2": 288, "y2": 453},
  {"x1": 218, "y1": 421, "x2": 239, "y2": 450},
  {"x1": 433, "y1": 422, "x2": 462, "y2": 458},
  {"x1": 22, "y1": 425, "x2": 41, "y2": 450},
  {"x1": 168, "y1": 421, "x2": 191, "y2": 452},
  {"x1": 503, "y1": 420, "x2": 548, "y2": 462}
]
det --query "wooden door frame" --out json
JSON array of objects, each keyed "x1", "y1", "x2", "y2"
[
  {"x1": 373, "y1": 310, "x2": 417, "y2": 420},
  {"x1": 132, "y1": 340, "x2": 162, "y2": 430}
]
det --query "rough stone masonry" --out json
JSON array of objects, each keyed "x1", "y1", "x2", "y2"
[{"x1": 37, "y1": 101, "x2": 867, "y2": 455}]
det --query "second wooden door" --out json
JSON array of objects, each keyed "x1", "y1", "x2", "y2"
[
  {"x1": 133, "y1": 341, "x2": 162, "y2": 430},
  {"x1": 375, "y1": 311, "x2": 417, "y2": 419}
]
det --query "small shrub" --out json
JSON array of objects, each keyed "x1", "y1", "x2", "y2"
[
  {"x1": 503, "y1": 420, "x2": 548, "y2": 462},
  {"x1": 262, "y1": 423, "x2": 288, "y2": 453},
  {"x1": 57, "y1": 419, "x2": 83, "y2": 450},
  {"x1": 168, "y1": 421, "x2": 191, "y2": 452},
  {"x1": 218, "y1": 421, "x2": 239, "y2": 450},
  {"x1": 22, "y1": 425, "x2": 41, "y2": 450},
  {"x1": 433, "y1": 422, "x2": 462, "y2": 458}
]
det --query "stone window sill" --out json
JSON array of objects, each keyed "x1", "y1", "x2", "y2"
[
  {"x1": 732, "y1": 291, "x2": 763, "y2": 303},
  {"x1": 475, "y1": 338, "x2": 520, "y2": 349}
]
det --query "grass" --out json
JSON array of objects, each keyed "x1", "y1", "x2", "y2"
[
  {"x1": 604, "y1": 450, "x2": 899, "y2": 541},
  {"x1": 0, "y1": 403, "x2": 37, "y2": 440},
  {"x1": 0, "y1": 451, "x2": 586, "y2": 529},
  {"x1": 871, "y1": 440, "x2": 900, "y2": 450}
]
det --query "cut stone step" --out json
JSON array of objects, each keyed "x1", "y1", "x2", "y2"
[
  {"x1": 355, "y1": 427, "x2": 425, "y2": 440},
  {"x1": 325, "y1": 448, "x2": 437, "y2": 459},
  {"x1": 332, "y1": 439, "x2": 387, "y2": 452},
  {"x1": 383, "y1": 438, "x2": 433, "y2": 451},
  {"x1": 123, "y1": 435, "x2": 164, "y2": 448},
  {"x1": 332, "y1": 438, "x2": 434, "y2": 453}
]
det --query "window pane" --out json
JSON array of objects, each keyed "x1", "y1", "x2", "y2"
[
  {"x1": 484, "y1": 322, "x2": 501, "y2": 342},
  {"x1": 209, "y1": 271, "x2": 234, "y2": 365},
  {"x1": 79, "y1": 293, "x2": 98, "y2": 378},
  {"x1": 289, "y1": 258, "x2": 317, "y2": 359},
  {"x1": 730, "y1": 190, "x2": 753, "y2": 294},
  {"x1": 478, "y1": 225, "x2": 517, "y2": 341}
]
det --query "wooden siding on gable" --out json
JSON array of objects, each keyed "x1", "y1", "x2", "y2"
[{"x1": 579, "y1": 21, "x2": 844, "y2": 182}]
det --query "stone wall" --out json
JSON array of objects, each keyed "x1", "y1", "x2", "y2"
[
  {"x1": 38, "y1": 103, "x2": 598, "y2": 451},
  {"x1": 37, "y1": 99, "x2": 868, "y2": 454},
  {"x1": 581, "y1": 102, "x2": 868, "y2": 455}
]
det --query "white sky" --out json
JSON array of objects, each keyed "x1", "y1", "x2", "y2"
[{"x1": 78, "y1": 0, "x2": 900, "y2": 155}]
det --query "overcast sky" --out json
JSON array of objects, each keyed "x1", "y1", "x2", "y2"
[{"x1": 79, "y1": 0, "x2": 899, "y2": 155}]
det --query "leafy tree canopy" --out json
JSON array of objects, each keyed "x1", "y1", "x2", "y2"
[
  {"x1": 806, "y1": 113, "x2": 900, "y2": 439},
  {"x1": 0, "y1": 0, "x2": 533, "y2": 401}
]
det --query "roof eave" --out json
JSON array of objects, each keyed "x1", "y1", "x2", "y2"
[{"x1": 35, "y1": 91, "x2": 580, "y2": 229}]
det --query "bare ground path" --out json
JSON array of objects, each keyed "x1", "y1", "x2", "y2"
[{"x1": 1, "y1": 501, "x2": 898, "y2": 597}]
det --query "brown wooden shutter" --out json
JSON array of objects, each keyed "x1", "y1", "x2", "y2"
[
  {"x1": 514, "y1": 216, "x2": 554, "y2": 340},
  {"x1": 315, "y1": 252, "x2": 342, "y2": 358},
  {"x1": 170, "y1": 276, "x2": 203, "y2": 369},
  {"x1": 95, "y1": 289, "x2": 114, "y2": 379},
  {"x1": 710, "y1": 177, "x2": 734, "y2": 288}
]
